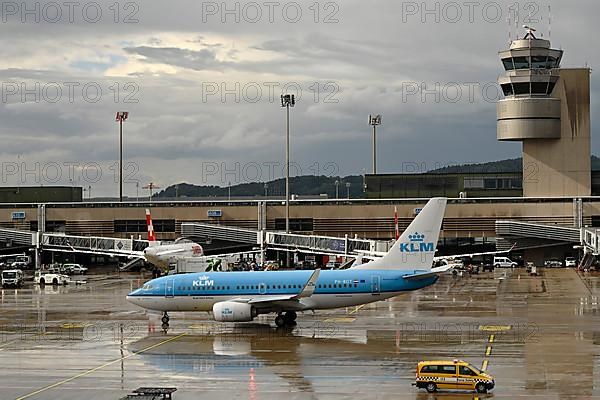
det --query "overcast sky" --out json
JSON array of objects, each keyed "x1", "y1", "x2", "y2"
[{"x1": 0, "y1": 0, "x2": 597, "y2": 196}]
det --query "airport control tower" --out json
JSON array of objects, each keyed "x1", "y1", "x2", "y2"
[{"x1": 497, "y1": 27, "x2": 591, "y2": 197}]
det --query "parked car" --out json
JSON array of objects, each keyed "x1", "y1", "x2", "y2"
[
  {"x1": 544, "y1": 259, "x2": 563, "y2": 268},
  {"x1": 493, "y1": 257, "x2": 517, "y2": 268},
  {"x1": 11, "y1": 261, "x2": 28, "y2": 269},
  {"x1": 565, "y1": 257, "x2": 577, "y2": 267},
  {"x1": 63, "y1": 264, "x2": 88, "y2": 275}
]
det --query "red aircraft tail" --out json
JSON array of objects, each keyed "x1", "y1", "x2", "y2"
[{"x1": 146, "y1": 208, "x2": 157, "y2": 243}]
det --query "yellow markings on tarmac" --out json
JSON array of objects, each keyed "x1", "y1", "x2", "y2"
[
  {"x1": 481, "y1": 332, "x2": 495, "y2": 371},
  {"x1": 15, "y1": 332, "x2": 188, "y2": 400},
  {"x1": 481, "y1": 359, "x2": 489, "y2": 371},
  {"x1": 60, "y1": 323, "x2": 90, "y2": 329},
  {"x1": 324, "y1": 317, "x2": 356, "y2": 323},
  {"x1": 348, "y1": 304, "x2": 366, "y2": 315},
  {"x1": 479, "y1": 325, "x2": 511, "y2": 332},
  {"x1": 189, "y1": 324, "x2": 213, "y2": 330}
]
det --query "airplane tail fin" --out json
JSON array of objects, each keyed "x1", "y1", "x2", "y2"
[
  {"x1": 352, "y1": 197, "x2": 447, "y2": 271},
  {"x1": 145, "y1": 208, "x2": 157, "y2": 244}
]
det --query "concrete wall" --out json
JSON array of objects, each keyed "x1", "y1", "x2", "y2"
[{"x1": 522, "y1": 68, "x2": 591, "y2": 196}]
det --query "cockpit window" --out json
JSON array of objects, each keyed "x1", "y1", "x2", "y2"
[{"x1": 142, "y1": 284, "x2": 154, "y2": 290}]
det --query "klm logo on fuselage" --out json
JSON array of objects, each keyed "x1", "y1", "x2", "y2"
[
  {"x1": 399, "y1": 232, "x2": 434, "y2": 253},
  {"x1": 192, "y1": 275, "x2": 214, "y2": 287}
]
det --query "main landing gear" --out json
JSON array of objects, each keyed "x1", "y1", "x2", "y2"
[
  {"x1": 275, "y1": 311, "x2": 297, "y2": 327},
  {"x1": 161, "y1": 312, "x2": 170, "y2": 332}
]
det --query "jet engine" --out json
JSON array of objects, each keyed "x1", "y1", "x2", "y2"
[{"x1": 213, "y1": 301, "x2": 257, "y2": 322}]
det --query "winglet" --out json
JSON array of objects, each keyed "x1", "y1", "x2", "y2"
[{"x1": 295, "y1": 269, "x2": 320, "y2": 298}]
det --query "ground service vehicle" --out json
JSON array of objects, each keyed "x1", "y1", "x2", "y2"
[
  {"x1": 493, "y1": 257, "x2": 517, "y2": 268},
  {"x1": 34, "y1": 271, "x2": 69, "y2": 286},
  {"x1": 565, "y1": 257, "x2": 577, "y2": 267},
  {"x1": 2, "y1": 269, "x2": 24, "y2": 288},
  {"x1": 414, "y1": 359, "x2": 495, "y2": 393}
]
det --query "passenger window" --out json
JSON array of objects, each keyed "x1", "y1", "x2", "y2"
[
  {"x1": 459, "y1": 366, "x2": 477, "y2": 376},
  {"x1": 421, "y1": 365, "x2": 438, "y2": 373},
  {"x1": 440, "y1": 366, "x2": 457, "y2": 374},
  {"x1": 328, "y1": 284, "x2": 332, "y2": 288},
  {"x1": 278, "y1": 285, "x2": 281, "y2": 289}
]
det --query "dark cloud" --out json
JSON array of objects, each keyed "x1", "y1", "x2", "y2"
[{"x1": 0, "y1": 0, "x2": 596, "y2": 195}]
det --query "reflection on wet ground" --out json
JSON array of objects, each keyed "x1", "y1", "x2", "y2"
[{"x1": 1, "y1": 268, "x2": 600, "y2": 399}]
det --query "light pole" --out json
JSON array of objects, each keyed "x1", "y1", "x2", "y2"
[
  {"x1": 143, "y1": 182, "x2": 159, "y2": 203},
  {"x1": 335, "y1": 179, "x2": 340, "y2": 199},
  {"x1": 368, "y1": 114, "x2": 382, "y2": 174},
  {"x1": 115, "y1": 112, "x2": 129, "y2": 202},
  {"x1": 228, "y1": 181, "x2": 231, "y2": 201},
  {"x1": 264, "y1": 183, "x2": 268, "y2": 197},
  {"x1": 346, "y1": 182, "x2": 351, "y2": 199},
  {"x1": 135, "y1": 181, "x2": 139, "y2": 202},
  {"x1": 281, "y1": 94, "x2": 295, "y2": 268}
]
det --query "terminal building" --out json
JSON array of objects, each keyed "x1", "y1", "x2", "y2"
[{"x1": 0, "y1": 28, "x2": 596, "y2": 266}]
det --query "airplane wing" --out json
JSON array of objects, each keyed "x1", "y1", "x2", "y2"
[
  {"x1": 402, "y1": 265, "x2": 454, "y2": 281},
  {"x1": 154, "y1": 248, "x2": 186, "y2": 256},
  {"x1": 230, "y1": 269, "x2": 321, "y2": 308}
]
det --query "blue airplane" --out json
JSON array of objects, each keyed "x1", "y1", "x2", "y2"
[{"x1": 127, "y1": 197, "x2": 449, "y2": 328}]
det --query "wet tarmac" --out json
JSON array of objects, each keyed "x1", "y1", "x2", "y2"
[{"x1": 1, "y1": 267, "x2": 600, "y2": 399}]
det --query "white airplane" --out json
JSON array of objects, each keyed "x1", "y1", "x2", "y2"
[
  {"x1": 141, "y1": 209, "x2": 205, "y2": 269},
  {"x1": 127, "y1": 197, "x2": 450, "y2": 329}
]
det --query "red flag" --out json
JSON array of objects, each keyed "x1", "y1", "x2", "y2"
[{"x1": 394, "y1": 206, "x2": 399, "y2": 240}]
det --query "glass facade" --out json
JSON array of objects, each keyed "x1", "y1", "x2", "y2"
[{"x1": 114, "y1": 219, "x2": 175, "y2": 233}]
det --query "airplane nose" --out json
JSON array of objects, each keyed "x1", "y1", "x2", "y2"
[{"x1": 126, "y1": 294, "x2": 141, "y2": 306}]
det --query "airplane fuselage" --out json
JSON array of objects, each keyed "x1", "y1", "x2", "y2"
[{"x1": 126, "y1": 269, "x2": 437, "y2": 313}]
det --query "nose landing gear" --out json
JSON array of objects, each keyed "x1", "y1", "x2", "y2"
[{"x1": 161, "y1": 312, "x2": 170, "y2": 332}]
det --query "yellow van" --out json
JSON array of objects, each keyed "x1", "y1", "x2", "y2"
[{"x1": 414, "y1": 359, "x2": 494, "y2": 393}]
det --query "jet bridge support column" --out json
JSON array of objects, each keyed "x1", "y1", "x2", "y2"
[{"x1": 35, "y1": 204, "x2": 46, "y2": 270}]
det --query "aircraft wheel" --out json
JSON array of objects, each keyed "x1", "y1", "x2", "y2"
[
  {"x1": 284, "y1": 311, "x2": 297, "y2": 322},
  {"x1": 161, "y1": 313, "x2": 170, "y2": 324},
  {"x1": 275, "y1": 314, "x2": 286, "y2": 327},
  {"x1": 161, "y1": 323, "x2": 169, "y2": 332},
  {"x1": 52, "y1": 278, "x2": 58, "y2": 286}
]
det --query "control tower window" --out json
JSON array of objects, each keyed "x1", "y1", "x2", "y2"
[
  {"x1": 531, "y1": 82, "x2": 550, "y2": 95},
  {"x1": 502, "y1": 58, "x2": 514, "y2": 71},
  {"x1": 501, "y1": 84, "x2": 514, "y2": 96},
  {"x1": 531, "y1": 56, "x2": 548, "y2": 69},
  {"x1": 513, "y1": 57, "x2": 529, "y2": 69},
  {"x1": 547, "y1": 56, "x2": 559, "y2": 68},
  {"x1": 513, "y1": 83, "x2": 530, "y2": 95}
]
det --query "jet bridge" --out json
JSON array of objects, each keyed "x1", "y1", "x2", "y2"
[
  {"x1": 181, "y1": 222, "x2": 390, "y2": 256},
  {"x1": 495, "y1": 220, "x2": 581, "y2": 251}
]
